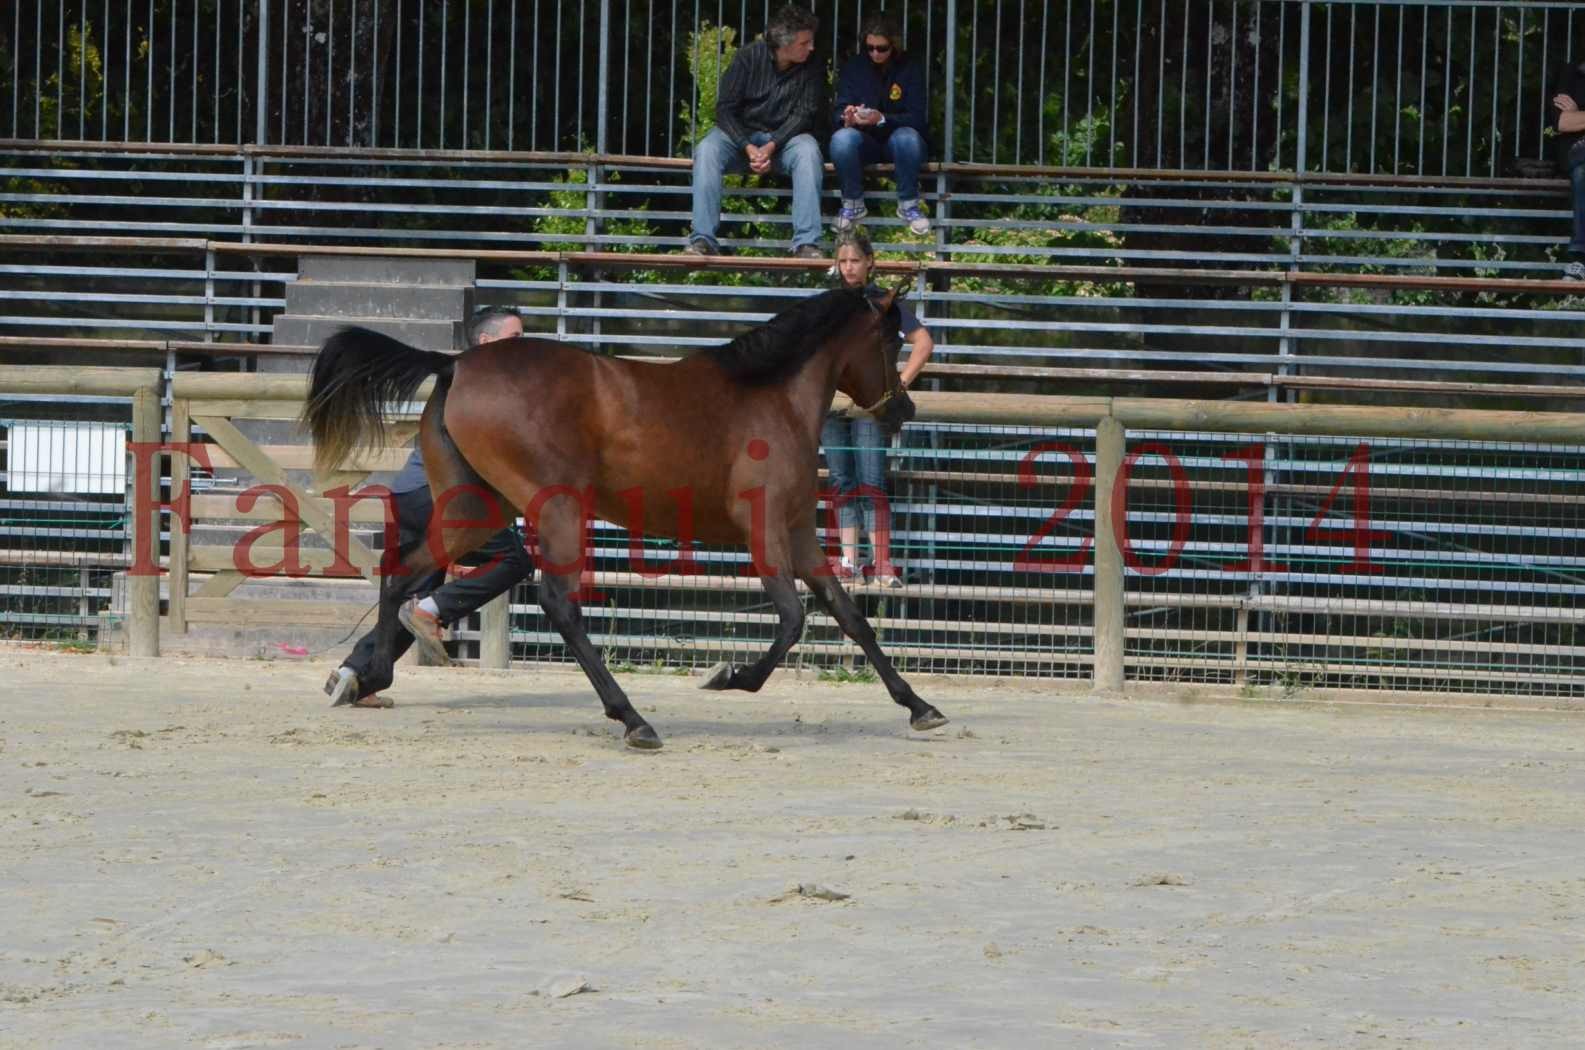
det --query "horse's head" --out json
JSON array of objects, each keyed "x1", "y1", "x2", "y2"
[{"x1": 838, "y1": 285, "x2": 916, "y2": 437}]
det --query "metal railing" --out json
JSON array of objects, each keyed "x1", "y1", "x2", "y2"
[
  {"x1": 3, "y1": 1, "x2": 1581, "y2": 175},
  {"x1": 6, "y1": 224, "x2": 1585, "y2": 405}
]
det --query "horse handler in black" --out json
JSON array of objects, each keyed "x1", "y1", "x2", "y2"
[{"x1": 324, "y1": 306, "x2": 535, "y2": 708}]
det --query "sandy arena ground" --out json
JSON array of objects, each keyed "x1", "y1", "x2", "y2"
[{"x1": 1, "y1": 651, "x2": 1581, "y2": 1049}]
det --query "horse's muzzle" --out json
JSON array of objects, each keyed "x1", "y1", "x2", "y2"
[{"x1": 882, "y1": 390, "x2": 917, "y2": 436}]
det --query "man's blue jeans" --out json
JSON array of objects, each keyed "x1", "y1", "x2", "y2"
[
  {"x1": 829, "y1": 126, "x2": 926, "y2": 203},
  {"x1": 690, "y1": 127, "x2": 823, "y2": 251}
]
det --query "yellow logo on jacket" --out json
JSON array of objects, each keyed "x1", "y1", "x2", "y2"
[{"x1": 889, "y1": 83, "x2": 903, "y2": 101}]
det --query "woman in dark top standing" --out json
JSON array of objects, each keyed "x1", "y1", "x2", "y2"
[
  {"x1": 820, "y1": 228, "x2": 934, "y2": 587},
  {"x1": 829, "y1": 14, "x2": 931, "y2": 236}
]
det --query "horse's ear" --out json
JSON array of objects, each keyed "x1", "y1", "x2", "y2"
[{"x1": 890, "y1": 278, "x2": 910, "y2": 302}]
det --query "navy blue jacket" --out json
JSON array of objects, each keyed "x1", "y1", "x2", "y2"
[{"x1": 831, "y1": 51, "x2": 928, "y2": 148}]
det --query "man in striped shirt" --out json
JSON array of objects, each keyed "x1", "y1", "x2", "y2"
[{"x1": 684, "y1": 5, "x2": 826, "y2": 259}]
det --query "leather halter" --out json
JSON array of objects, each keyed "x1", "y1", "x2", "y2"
[{"x1": 853, "y1": 294, "x2": 905, "y2": 416}]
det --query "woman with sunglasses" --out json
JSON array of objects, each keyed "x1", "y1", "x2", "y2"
[{"x1": 830, "y1": 14, "x2": 930, "y2": 236}]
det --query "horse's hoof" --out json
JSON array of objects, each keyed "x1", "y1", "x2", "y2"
[
  {"x1": 325, "y1": 668, "x2": 359, "y2": 707},
  {"x1": 698, "y1": 662, "x2": 735, "y2": 690},
  {"x1": 624, "y1": 724, "x2": 664, "y2": 750},
  {"x1": 910, "y1": 707, "x2": 949, "y2": 732}
]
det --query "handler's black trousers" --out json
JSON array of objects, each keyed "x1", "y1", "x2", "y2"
[{"x1": 341, "y1": 486, "x2": 534, "y2": 677}]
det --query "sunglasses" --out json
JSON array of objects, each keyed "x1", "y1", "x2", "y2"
[{"x1": 865, "y1": 42, "x2": 893, "y2": 54}]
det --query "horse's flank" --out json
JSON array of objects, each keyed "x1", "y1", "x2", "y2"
[{"x1": 441, "y1": 335, "x2": 832, "y2": 546}]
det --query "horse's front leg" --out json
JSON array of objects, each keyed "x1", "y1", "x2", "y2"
[
  {"x1": 698, "y1": 569, "x2": 805, "y2": 692},
  {"x1": 791, "y1": 529, "x2": 948, "y2": 731},
  {"x1": 536, "y1": 510, "x2": 661, "y2": 750}
]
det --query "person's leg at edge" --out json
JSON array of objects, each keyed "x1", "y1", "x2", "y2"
[{"x1": 1568, "y1": 159, "x2": 1585, "y2": 277}]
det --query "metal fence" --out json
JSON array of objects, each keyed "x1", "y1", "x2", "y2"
[
  {"x1": 1119, "y1": 429, "x2": 1585, "y2": 696},
  {"x1": 0, "y1": 397, "x2": 134, "y2": 645},
  {"x1": 3, "y1": 1, "x2": 1583, "y2": 175},
  {"x1": 463, "y1": 417, "x2": 1585, "y2": 698},
  {"x1": 1, "y1": 367, "x2": 1579, "y2": 700}
]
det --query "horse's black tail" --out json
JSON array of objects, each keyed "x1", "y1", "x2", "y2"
[{"x1": 301, "y1": 326, "x2": 455, "y2": 477}]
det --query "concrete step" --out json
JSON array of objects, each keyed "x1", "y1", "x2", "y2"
[
  {"x1": 298, "y1": 254, "x2": 476, "y2": 287},
  {"x1": 271, "y1": 314, "x2": 463, "y2": 354},
  {"x1": 284, "y1": 281, "x2": 475, "y2": 319}
]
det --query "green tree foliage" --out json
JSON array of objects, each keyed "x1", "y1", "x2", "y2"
[{"x1": 680, "y1": 23, "x2": 736, "y2": 150}]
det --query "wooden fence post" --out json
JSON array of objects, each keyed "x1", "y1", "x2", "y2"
[
  {"x1": 128, "y1": 386, "x2": 161, "y2": 657},
  {"x1": 1092, "y1": 416, "x2": 1125, "y2": 693},
  {"x1": 479, "y1": 593, "x2": 512, "y2": 669},
  {"x1": 167, "y1": 398, "x2": 190, "y2": 634}
]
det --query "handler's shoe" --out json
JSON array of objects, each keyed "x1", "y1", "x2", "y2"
[
  {"x1": 873, "y1": 565, "x2": 905, "y2": 589},
  {"x1": 1565, "y1": 260, "x2": 1585, "y2": 281},
  {"x1": 399, "y1": 598, "x2": 451, "y2": 666},
  {"x1": 325, "y1": 666, "x2": 360, "y2": 706}
]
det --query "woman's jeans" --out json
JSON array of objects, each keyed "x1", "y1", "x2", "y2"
[
  {"x1": 829, "y1": 125, "x2": 926, "y2": 203},
  {"x1": 690, "y1": 127, "x2": 824, "y2": 251},
  {"x1": 821, "y1": 414, "x2": 889, "y2": 535}
]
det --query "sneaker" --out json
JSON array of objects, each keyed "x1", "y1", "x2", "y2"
[
  {"x1": 793, "y1": 244, "x2": 825, "y2": 260},
  {"x1": 1564, "y1": 260, "x2": 1585, "y2": 281},
  {"x1": 398, "y1": 598, "x2": 451, "y2": 666},
  {"x1": 875, "y1": 566, "x2": 905, "y2": 589},
  {"x1": 897, "y1": 200, "x2": 930, "y2": 236},
  {"x1": 832, "y1": 557, "x2": 859, "y2": 582},
  {"x1": 350, "y1": 693, "x2": 393, "y2": 709},
  {"x1": 681, "y1": 237, "x2": 715, "y2": 257},
  {"x1": 834, "y1": 199, "x2": 868, "y2": 230},
  {"x1": 324, "y1": 667, "x2": 360, "y2": 707}
]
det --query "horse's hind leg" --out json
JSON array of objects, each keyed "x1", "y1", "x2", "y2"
[
  {"x1": 534, "y1": 503, "x2": 662, "y2": 750},
  {"x1": 790, "y1": 529, "x2": 948, "y2": 731},
  {"x1": 698, "y1": 572, "x2": 804, "y2": 692}
]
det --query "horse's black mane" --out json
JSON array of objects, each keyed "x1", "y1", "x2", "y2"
[{"x1": 701, "y1": 287, "x2": 874, "y2": 386}]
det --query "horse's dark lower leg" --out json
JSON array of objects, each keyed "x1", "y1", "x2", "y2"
[
  {"x1": 358, "y1": 541, "x2": 443, "y2": 696},
  {"x1": 538, "y1": 571, "x2": 661, "y2": 749},
  {"x1": 698, "y1": 573, "x2": 805, "y2": 692},
  {"x1": 794, "y1": 537, "x2": 947, "y2": 731}
]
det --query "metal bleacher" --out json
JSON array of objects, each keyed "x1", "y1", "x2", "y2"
[{"x1": 3, "y1": 141, "x2": 1584, "y2": 408}]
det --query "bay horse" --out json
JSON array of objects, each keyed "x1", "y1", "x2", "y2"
[{"x1": 302, "y1": 286, "x2": 949, "y2": 750}]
